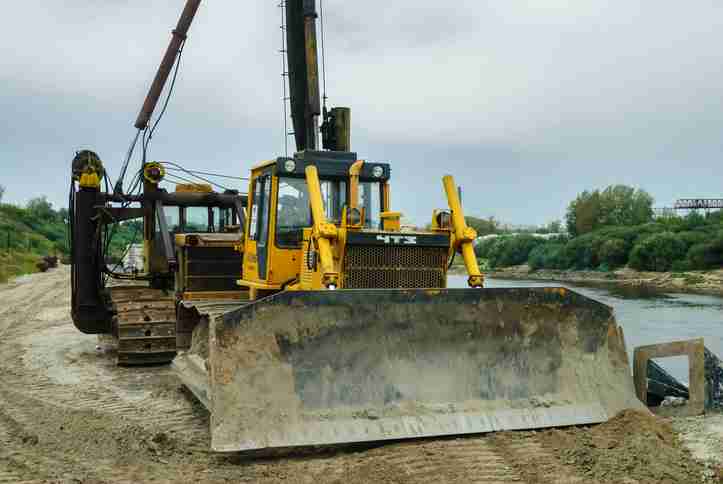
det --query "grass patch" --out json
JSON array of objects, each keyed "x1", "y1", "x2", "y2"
[{"x1": 0, "y1": 251, "x2": 41, "y2": 283}]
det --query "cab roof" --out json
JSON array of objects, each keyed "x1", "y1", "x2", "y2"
[{"x1": 251, "y1": 150, "x2": 391, "y2": 182}]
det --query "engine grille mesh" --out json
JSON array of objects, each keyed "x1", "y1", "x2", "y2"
[
  {"x1": 185, "y1": 247, "x2": 242, "y2": 292},
  {"x1": 342, "y1": 245, "x2": 448, "y2": 289}
]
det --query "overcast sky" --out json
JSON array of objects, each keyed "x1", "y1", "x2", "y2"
[{"x1": 1, "y1": 1, "x2": 721, "y2": 225}]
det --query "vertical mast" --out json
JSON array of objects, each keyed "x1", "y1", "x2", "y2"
[{"x1": 285, "y1": 0, "x2": 321, "y2": 152}]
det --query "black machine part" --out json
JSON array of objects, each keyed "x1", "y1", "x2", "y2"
[
  {"x1": 286, "y1": 0, "x2": 321, "y2": 152},
  {"x1": 71, "y1": 185, "x2": 112, "y2": 334},
  {"x1": 70, "y1": 182, "x2": 245, "y2": 335}
]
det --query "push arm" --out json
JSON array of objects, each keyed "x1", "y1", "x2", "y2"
[
  {"x1": 305, "y1": 166, "x2": 339, "y2": 288},
  {"x1": 442, "y1": 175, "x2": 484, "y2": 288}
]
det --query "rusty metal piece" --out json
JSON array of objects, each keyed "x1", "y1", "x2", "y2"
[
  {"x1": 175, "y1": 287, "x2": 644, "y2": 453},
  {"x1": 633, "y1": 338, "x2": 706, "y2": 417},
  {"x1": 134, "y1": 0, "x2": 202, "y2": 130}
]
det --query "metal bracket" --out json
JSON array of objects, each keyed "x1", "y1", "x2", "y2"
[{"x1": 633, "y1": 338, "x2": 706, "y2": 416}]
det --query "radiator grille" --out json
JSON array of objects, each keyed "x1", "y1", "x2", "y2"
[
  {"x1": 184, "y1": 247, "x2": 242, "y2": 292},
  {"x1": 342, "y1": 245, "x2": 448, "y2": 289}
]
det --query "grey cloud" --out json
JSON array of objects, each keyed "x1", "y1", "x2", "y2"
[{"x1": 1, "y1": 1, "x2": 721, "y2": 224}]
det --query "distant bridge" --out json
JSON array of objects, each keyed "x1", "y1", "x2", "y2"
[{"x1": 674, "y1": 199, "x2": 723, "y2": 210}]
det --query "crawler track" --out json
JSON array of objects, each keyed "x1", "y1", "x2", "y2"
[
  {"x1": 109, "y1": 285, "x2": 178, "y2": 365},
  {"x1": 0, "y1": 267, "x2": 708, "y2": 483}
]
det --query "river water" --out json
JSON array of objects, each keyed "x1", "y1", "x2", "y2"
[{"x1": 449, "y1": 275, "x2": 723, "y2": 382}]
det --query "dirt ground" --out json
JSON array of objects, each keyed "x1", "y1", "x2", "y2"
[{"x1": 1, "y1": 267, "x2": 721, "y2": 484}]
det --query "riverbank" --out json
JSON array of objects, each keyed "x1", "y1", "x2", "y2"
[{"x1": 481, "y1": 265, "x2": 723, "y2": 296}]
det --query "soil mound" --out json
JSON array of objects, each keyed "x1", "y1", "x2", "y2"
[{"x1": 541, "y1": 410, "x2": 707, "y2": 483}]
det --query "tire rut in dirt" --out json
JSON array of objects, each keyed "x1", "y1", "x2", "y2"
[
  {"x1": 363, "y1": 437, "x2": 522, "y2": 483},
  {"x1": 0, "y1": 348, "x2": 209, "y2": 451},
  {"x1": 0, "y1": 276, "x2": 208, "y2": 452},
  {"x1": 0, "y1": 388, "x2": 99, "y2": 482}
]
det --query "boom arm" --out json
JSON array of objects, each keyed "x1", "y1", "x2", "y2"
[{"x1": 134, "y1": 0, "x2": 202, "y2": 130}]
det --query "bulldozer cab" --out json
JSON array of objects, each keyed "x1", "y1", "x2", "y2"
[
  {"x1": 142, "y1": 181, "x2": 246, "y2": 298},
  {"x1": 239, "y1": 151, "x2": 395, "y2": 297}
]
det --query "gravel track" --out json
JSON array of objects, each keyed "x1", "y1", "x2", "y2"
[{"x1": 0, "y1": 267, "x2": 717, "y2": 483}]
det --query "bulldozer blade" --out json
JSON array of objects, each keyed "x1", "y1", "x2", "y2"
[{"x1": 185, "y1": 287, "x2": 644, "y2": 453}]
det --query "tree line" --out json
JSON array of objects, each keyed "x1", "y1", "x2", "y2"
[
  {"x1": 0, "y1": 193, "x2": 135, "y2": 261},
  {"x1": 473, "y1": 185, "x2": 723, "y2": 272}
]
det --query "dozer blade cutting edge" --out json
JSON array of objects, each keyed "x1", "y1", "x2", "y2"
[{"x1": 173, "y1": 287, "x2": 644, "y2": 453}]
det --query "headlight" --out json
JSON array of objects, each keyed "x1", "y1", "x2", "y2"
[
  {"x1": 347, "y1": 207, "x2": 362, "y2": 226},
  {"x1": 186, "y1": 235, "x2": 200, "y2": 246},
  {"x1": 372, "y1": 166, "x2": 384, "y2": 178},
  {"x1": 436, "y1": 211, "x2": 452, "y2": 229},
  {"x1": 284, "y1": 160, "x2": 296, "y2": 173}
]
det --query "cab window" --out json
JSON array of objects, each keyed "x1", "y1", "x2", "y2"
[
  {"x1": 250, "y1": 175, "x2": 271, "y2": 242},
  {"x1": 276, "y1": 177, "x2": 311, "y2": 247},
  {"x1": 163, "y1": 207, "x2": 181, "y2": 233},
  {"x1": 321, "y1": 180, "x2": 347, "y2": 223},
  {"x1": 185, "y1": 207, "x2": 210, "y2": 232},
  {"x1": 360, "y1": 181, "x2": 381, "y2": 229}
]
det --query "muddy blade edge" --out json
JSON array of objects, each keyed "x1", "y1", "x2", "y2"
[{"x1": 206, "y1": 288, "x2": 644, "y2": 453}]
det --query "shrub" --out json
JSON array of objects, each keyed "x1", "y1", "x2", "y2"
[
  {"x1": 599, "y1": 238, "x2": 628, "y2": 268},
  {"x1": 676, "y1": 230, "x2": 708, "y2": 249},
  {"x1": 561, "y1": 233, "x2": 606, "y2": 269},
  {"x1": 629, "y1": 232, "x2": 687, "y2": 272},
  {"x1": 474, "y1": 237, "x2": 499, "y2": 259},
  {"x1": 476, "y1": 235, "x2": 545, "y2": 268},
  {"x1": 686, "y1": 234, "x2": 723, "y2": 270},
  {"x1": 671, "y1": 259, "x2": 692, "y2": 272},
  {"x1": 528, "y1": 243, "x2": 566, "y2": 271}
]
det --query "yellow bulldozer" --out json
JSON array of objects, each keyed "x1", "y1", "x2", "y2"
[{"x1": 71, "y1": 0, "x2": 643, "y2": 454}]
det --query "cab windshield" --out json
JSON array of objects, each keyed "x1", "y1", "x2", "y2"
[{"x1": 276, "y1": 177, "x2": 348, "y2": 247}]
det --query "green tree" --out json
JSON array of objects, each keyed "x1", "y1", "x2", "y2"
[
  {"x1": 26, "y1": 196, "x2": 56, "y2": 222},
  {"x1": 0, "y1": 185, "x2": 4, "y2": 203},
  {"x1": 566, "y1": 190, "x2": 601, "y2": 236},
  {"x1": 566, "y1": 185, "x2": 653, "y2": 236},
  {"x1": 598, "y1": 185, "x2": 654, "y2": 226}
]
